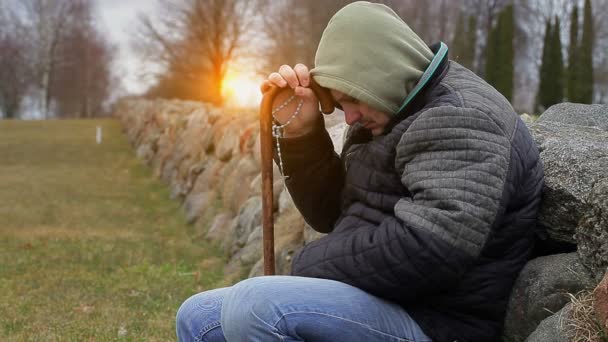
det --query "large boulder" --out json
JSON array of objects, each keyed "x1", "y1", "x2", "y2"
[
  {"x1": 537, "y1": 103, "x2": 608, "y2": 131},
  {"x1": 230, "y1": 225, "x2": 263, "y2": 266},
  {"x1": 204, "y1": 212, "x2": 234, "y2": 243},
  {"x1": 303, "y1": 223, "x2": 326, "y2": 244},
  {"x1": 576, "y1": 179, "x2": 608, "y2": 281},
  {"x1": 231, "y1": 196, "x2": 263, "y2": 252},
  {"x1": 504, "y1": 253, "x2": 594, "y2": 342},
  {"x1": 221, "y1": 156, "x2": 260, "y2": 214},
  {"x1": 190, "y1": 160, "x2": 225, "y2": 195},
  {"x1": 528, "y1": 121, "x2": 608, "y2": 243},
  {"x1": 214, "y1": 118, "x2": 239, "y2": 162},
  {"x1": 524, "y1": 304, "x2": 572, "y2": 342},
  {"x1": 249, "y1": 171, "x2": 284, "y2": 212},
  {"x1": 183, "y1": 191, "x2": 215, "y2": 224},
  {"x1": 248, "y1": 206, "x2": 306, "y2": 278}
]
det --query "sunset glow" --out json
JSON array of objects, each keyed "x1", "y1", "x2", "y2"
[{"x1": 221, "y1": 72, "x2": 262, "y2": 108}]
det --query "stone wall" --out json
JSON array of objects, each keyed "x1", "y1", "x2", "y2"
[
  {"x1": 114, "y1": 98, "x2": 345, "y2": 283},
  {"x1": 114, "y1": 99, "x2": 608, "y2": 341}
]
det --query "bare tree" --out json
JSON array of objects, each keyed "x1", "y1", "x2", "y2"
[
  {"x1": 256, "y1": 0, "x2": 353, "y2": 76},
  {"x1": 0, "y1": 15, "x2": 33, "y2": 119},
  {"x1": 50, "y1": 1, "x2": 115, "y2": 118},
  {"x1": 136, "y1": 0, "x2": 257, "y2": 104},
  {"x1": 592, "y1": 0, "x2": 608, "y2": 102},
  {"x1": 20, "y1": 0, "x2": 79, "y2": 118}
]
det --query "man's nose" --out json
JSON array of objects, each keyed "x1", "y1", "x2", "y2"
[{"x1": 344, "y1": 110, "x2": 362, "y2": 125}]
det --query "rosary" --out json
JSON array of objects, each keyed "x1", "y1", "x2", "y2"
[{"x1": 272, "y1": 94, "x2": 304, "y2": 180}]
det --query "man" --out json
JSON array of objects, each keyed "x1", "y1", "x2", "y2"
[{"x1": 176, "y1": 2, "x2": 544, "y2": 341}]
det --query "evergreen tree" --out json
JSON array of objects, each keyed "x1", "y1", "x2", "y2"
[
  {"x1": 497, "y1": 5, "x2": 514, "y2": 101},
  {"x1": 537, "y1": 20, "x2": 553, "y2": 111},
  {"x1": 485, "y1": 5, "x2": 514, "y2": 101},
  {"x1": 485, "y1": 16, "x2": 498, "y2": 87},
  {"x1": 578, "y1": 0, "x2": 594, "y2": 103},
  {"x1": 567, "y1": 5, "x2": 579, "y2": 102},
  {"x1": 551, "y1": 17, "x2": 565, "y2": 105},
  {"x1": 463, "y1": 16, "x2": 477, "y2": 70},
  {"x1": 452, "y1": 13, "x2": 477, "y2": 70},
  {"x1": 451, "y1": 12, "x2": 467, "y2": 65}
]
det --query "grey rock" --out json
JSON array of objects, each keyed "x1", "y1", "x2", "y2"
[
  {"x1": 303, "y1": 223, "x2": 326, "y2": 244},
  {"x1": 327, "y1": 121, "x2": 348, "y2": 154},
  {"x1": 520, "y1": 113, "x2": 535, "y2": 125},
  {"x1": 538, "y1": 103, "x2": 608, "y2": 130},
  {"x1": 524, "y1": 304, "x2": 572, "y2": 342},
  {"x1": 504, "y1": 253, "x2": 594, "y2": 342},
  {"x1": 215, "y1": 126, "x2": 238, "y2": 162},
  {"x1": 170, "y1": 181, "x2": 187, "y2": 201},
  {"x1": 161, "y1": 159, "x2": 176, "y2": 185},
  {"x1": 529, "y1": 121, "x2": 608, "y2": 242},
  {"x1": 221, "y1": 217, "x2": 239, "y2": 254},
  {"x1": 576, "y1": 178, "x2": 608, "y2": 281},
  {"x1": 205, "y1": 212, "x2": 233, "y2": 242},
  {"x1": 183, "y1": 191, "x2": 215, "y2": 224},
  {"x1": 232, "y1": 197, "x2": 263, "y2": 251},
  {"x1": 248, "y1": 259, "x2": 264, "y2": 278},
  {"x1": 136, "y1": 144, "x2": 154, "y2": 163},
  {"x1": 229, "y1": 225, "x2": 262, "y2": 268},
  {"x1": 278, "y1": 187, "x2": 294, "y2": 214},
  {"x1": 323, "y1": 108, "x2": 345, "y2": 129},
  {"x1": 250, "y1": 171, "x2": 284, "y2": 212},
  {"x1": 246, "y1": 225, "x2": 263, "y2": 245},
  {"x1": 275, "y1": 239, "x2": 302, "y2": 275}
]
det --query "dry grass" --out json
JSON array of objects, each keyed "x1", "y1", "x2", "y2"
[
  {"x1": 0, "y1": 119, "x2": 225, "y2": 341},
  {"x1": 565, "y1": 292, "x2": 608, "y2": 342}
]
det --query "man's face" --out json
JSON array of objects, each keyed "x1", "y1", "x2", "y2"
[{"x1": 331, "y1": 90, "x2": 391, "y2": 136}]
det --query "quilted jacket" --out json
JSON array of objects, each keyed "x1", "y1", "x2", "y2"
[{"x1": 275, "y1": 59, "x2": 544, "y2": 342}]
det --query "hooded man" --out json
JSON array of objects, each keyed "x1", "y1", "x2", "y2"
[{"x1": 176, "y1": 2, "x2": 544, "y2": 341}]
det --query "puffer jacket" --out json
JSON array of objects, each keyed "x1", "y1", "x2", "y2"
[{"x1": 275, "y1": 58, "x2": 544, "y2": 342}]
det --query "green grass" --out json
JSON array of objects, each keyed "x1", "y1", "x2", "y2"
[{"x1": 0, "y1": 119, "x2": 225, "y2": 341}]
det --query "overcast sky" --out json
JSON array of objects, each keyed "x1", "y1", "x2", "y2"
[{"x1": 94, "y1": 0, "x2": 160, "y2": 95}]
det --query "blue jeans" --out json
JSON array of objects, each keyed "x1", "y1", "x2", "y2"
[{"x1": 176, "y1": 276, "x2": 431, "y2": 342}]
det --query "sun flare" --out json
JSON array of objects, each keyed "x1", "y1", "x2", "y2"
[{"x1": 221, "y1": 72, "x2": 262, "y2": 108}]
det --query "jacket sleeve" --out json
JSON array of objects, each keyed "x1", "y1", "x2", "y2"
[
  {"x1": 291, "y1": 107, "x2": 512, "y2": 302},
  {"x1": 273, "y1": 118, "x2": 345, "y2": 233}
]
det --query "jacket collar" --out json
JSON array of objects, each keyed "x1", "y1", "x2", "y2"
[{"x1": 381, "y1": 42, "x2": 450, "y2": 135}]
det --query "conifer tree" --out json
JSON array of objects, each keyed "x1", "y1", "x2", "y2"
[
  {"x1": 463, "y1": 16, "x2": 477, "y2": 70},
  {"x1": 578, "y1": 0, "x2": 594, "y2": 103},
  {"x1": 567, "y1": 5, "x2": 579, "y2": 102},
  {"x1": 452, "y1": 14, "x2": 477, "y2": 70},
  {"x1": 452, "y1": 12, "x2": 467, "y2": 65},
  {"x1": 485, "y1": 5, "x2": 514, "y2": 101},
  {"x1": 485, "y1": 17, "x2": 498, "y2": 87},
  {"x1": 497, "y1": 5, "x2": 514, "y2": 101},
  {"x1": 537, "y1": 20, "x2": 553, "y2": 111},
  {"x1": 551, "y1": 17, "x2": 564, "y2": 105}
]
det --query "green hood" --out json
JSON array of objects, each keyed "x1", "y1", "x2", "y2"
[{"x1": 311, "y1": 1, "x2": 434, "y2": 115}]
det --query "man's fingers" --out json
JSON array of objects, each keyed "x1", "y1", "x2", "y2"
[
  {"x1": 279, "y1": 65, "x2": 299, "y2": 89},
  {"x1": 260, "y1": 80, "x2": 271, "y2": 93},
  {"x1": 294, "y1": 64, "x2": 310, "y2": 87},
  {"x1": 294, "y1": 86, "x2": 315, "y2": 100},
  {"x1": 268, "y1": 72, "x2": 287, "y2": 87}
]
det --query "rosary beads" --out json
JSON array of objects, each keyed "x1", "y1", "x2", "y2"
[{"x1": 271, "y1": 95, "x2": 304, "y2": 179}]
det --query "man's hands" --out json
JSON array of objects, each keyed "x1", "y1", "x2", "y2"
[{"x1": 261, "y1": 64, "x2": 321, "y2": 138}]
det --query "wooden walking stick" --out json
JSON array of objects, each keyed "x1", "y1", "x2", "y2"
[{"x1": 259, "y1": 81, "x2": 334, "y2": 275}]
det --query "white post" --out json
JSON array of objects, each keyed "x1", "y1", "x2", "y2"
[{"x1": 96, "y1": 126, "x2": 102, "y2": 144}]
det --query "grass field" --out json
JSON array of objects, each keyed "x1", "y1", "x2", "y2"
[{"x1": 0, "y1": 119, "x2": 225, "y2": 341}]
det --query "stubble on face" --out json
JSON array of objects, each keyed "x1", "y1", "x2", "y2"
[{"x1": 330, "y1": 90, "x2": 391, "y2": 136}]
